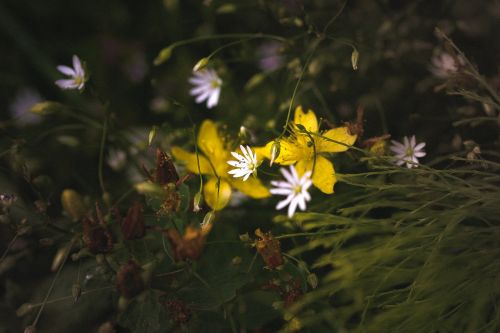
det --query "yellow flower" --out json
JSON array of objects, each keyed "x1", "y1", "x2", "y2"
[
  {"x1": 255, "y1": 106, "x2": 357, "y2": 194},
  {"x1": 171, "y1": 120, "x2": 270, "y2": 210}
]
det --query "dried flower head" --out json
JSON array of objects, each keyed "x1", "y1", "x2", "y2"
[
  {"x1": 121, "y1": 202, "x2": 145, "y2": 240},
  {"x1": 116, "y1": 260, "x2": 145, "y2": 299},
  {"x1": 158, "y1": 183, "x2": 182, "y2": 216},
  {"x1": 165, "y1": 224, "x2": 212, "y2": 261},
  {"x1": 255, "y1": 228, "x2": 283, "y2": 269},
  {"x1": 164, "y1": 299, "x2": 191, "y2": 325},
  {"x1": 154, "y1": 149, "x2": 179, "y2": 185},
  {"x1": 82, "y1": 204, "x2": 113, "y2": 254}
]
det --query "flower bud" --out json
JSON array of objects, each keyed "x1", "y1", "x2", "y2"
[
  {"x1": 16, "y1": 303, "x2": 33, "y2": 317},
  {"x1": 51, "y1": 242, "x2": 72, "y2": 272},
  {"x1": 148, "y1": 126, "x2": 157, "y2": 146},
  {"x1": 351, "y1": 49, "x2": 359, "y2": 70},
  {"x1": 24, "y1": 325, "x2": 36, "y2": 333},
  {"x1": 61, "y1": 189, "x2": 86, "y2": 221},
  {"x1": 270, "y1": 140, "x2": 281, "y2": 166},
  {"x1": 30, "y1": 101, "x2": 64, "y2": 115},
  {"x1": 193, "y1": 191, "x2": 202, "y2": 212},
  {"x1": 154, "y1": 46, "x2": 173, "y2": 66},
  {"x1": 193, "y1": 57, "x2": 209, "y2": 72},
  {"x1": 202, "y1": 210, "x2": 215, "y2": 226},
  {"x1": 72, "y1": 283, "x2": 82, "y2": 303}
]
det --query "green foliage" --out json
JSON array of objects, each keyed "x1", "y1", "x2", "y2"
[{"x1": 1, "y1": 0, "x2": 500, "y2": 332}]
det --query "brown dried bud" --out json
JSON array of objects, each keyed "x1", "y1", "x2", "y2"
[
  {"x1": 82, "y1": 216, "x2": 113, "y2": 254},
  {"x1": 121, "y1": 202, "x2": 145, "y2": 240},
  {"x1": 255, "y1": 228, "x2": 283, "y2": 269},
  {"x1": 116, "y1": 260, "x2": 145, "y2": 299},
  {"x1": 155, "y1": 149, "x2": 179, "y2": 185},
  {"x1": 283, "y1": 279, "x2": 303, "y2": 307},
  {"x1": 165, "y1": 224, "x2": 212, "y2": 261},
  {"x1": 345, "y1": 105, "x2": 364, "y2": 139},
  {"x1": 164, "y1": 299, "x2": 191, "y2": 324}
]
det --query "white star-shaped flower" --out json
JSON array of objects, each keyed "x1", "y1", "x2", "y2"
[
  {"x1": 390, "y1": 135, "x2": 426, "y2": 168},
  {"x1": 189, "y1": 68, "x2": 222, "y2": 109},
  {"x1": 270, "y1": 165, "x2": 312, "y2": 218},
  {"x1": 227, "y1": 145, "x2": 258, "y2": 181},
  {"x1": 55, "y1": 55, "x2": 87, "y2": 91}
]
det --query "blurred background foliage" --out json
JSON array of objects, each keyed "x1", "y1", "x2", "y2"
[{"x1": 1, "y1": 0, "x2": 499, "y2": 332}]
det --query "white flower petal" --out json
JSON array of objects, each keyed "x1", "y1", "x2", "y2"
[
  {"x1": 280, "y1": 167, "x2": 295, "y2": 184},
  {"x1": 287, "y1": 196, "x2": 299, "y2": 218},
  {"x1": 414, "y1": 151, "x2": 426, "y2": 158},
  {"x1": 270, "y1": 188, "x2": 293, "y2": 196},
  {"x1": 414, "y1": 142, "x2": 426, "y2": 151},
  {"x1": 276, "y1": 194, "x2": 294, "y2": 210},
  {"x1": 270, "y1": 181, "x2": 293, "y2": 189},
  {"x1": 57, "y1": 65, "x2": 75, "y2": 76},
  {"x1": 206, "y1": 88, "x2": 220, "y2": 108},
  {"x1": 195, "y1": 90, "x2": 210, "y2": 103},
  {"x1": 55, "y1": 79, "x2": 78, "y2": 89}
]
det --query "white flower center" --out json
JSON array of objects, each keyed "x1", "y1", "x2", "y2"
[
  {"x1": 210, "y1": 79, "x2": 220, "y2": 88},
  {"x1": 405, "y1": 147, "x2": 414, "y2": 157}
]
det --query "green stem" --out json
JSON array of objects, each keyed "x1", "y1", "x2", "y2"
[
  {"x1": 98, "y1": 104, "x2": 109, "y2": 197},
  {"x1": 31, "y1": 239, "x2": 75, "y2": 328}
]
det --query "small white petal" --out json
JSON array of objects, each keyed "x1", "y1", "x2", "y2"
[
  {"x1": 414, "y1": 151, "x2": 426, "y2": 158},
  {"x1": 276, "y1": 194, "x2": 294, "y2": 210},
  {"x1": 270, "y1": 188, "x2": 294, "y2": 195},
  {"x1": 270, "y1": 180, "x2": 293, "y2": 189},
  {"x1": 280, "y1": 167, "x2": 295, "y2": 184},
  {"x1": 288, "y1": 196, "x2": 299, "y2": 218},
  {"x1": 195, "y1": 90, "x2": 210, "y2": 103},
  {"x1": 414, "y1": 142, "x2": 426, "y2": 151},
  {"x1": 57, "y1": 65, "x2": 75, "y2": 76},
  {"x1": 55, "y1": 79, "x2": 78, "y2": 89},
  {"x1": 206, "y1": 88, "x2": 220, "y2": 108}
]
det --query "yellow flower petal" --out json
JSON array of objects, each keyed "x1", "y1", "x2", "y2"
[
  {"x1": 296, "y1": 155, "x2": 336, "y2": 194},
  {"x1": 197, "y1": 120, "x2": 225, "y2": 162},
  {"x1": 171, "y1": 146, "x2": 213, "y2": 175},
  {"x1": 230, "y1": 176, "x2": 270, "y2": 199},
  {"x1": 316, "y1": 127, "x2": 357, "y2": 153},
  {"x1": 253, "y1": 144, "x2": 271, "y2": 162},
  {"x1": 294, "y1": 106, "x2": 318, "y2": 133},
  {"x1": 204, "y1": 177, "x2": 232, "y2": 210},
  {"x1": 260, "y1": 139, "x2": 309, "y2": 165}
]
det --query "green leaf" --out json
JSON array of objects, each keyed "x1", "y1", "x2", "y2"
[{"x1": 118, "y1": 290, "x2": 167, "y2": 333}]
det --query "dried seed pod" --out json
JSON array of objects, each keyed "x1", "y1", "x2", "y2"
[
  {"x1": 255, "y1": 228, "x2": 283, "y2": 269},
  {"x1": 121, "y1": 202, "x2": 145, "y2": 240},
  {"x1": 82, "y1": 217, "x2": 113, "y2": 254},
  {"x1": 116, "y1": 260, "x2": 145, "y2": 299},
  {"x1": 155, "y1": 149, "x2": 179, "y2": 185}
]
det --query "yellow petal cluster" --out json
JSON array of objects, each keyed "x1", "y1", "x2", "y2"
[
  {"x1": 172, "y1": 120, "x2": 270, "y2": 210},
  {"x1": 255, "y1": 106, "x2": 357, "y2": 194}
]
